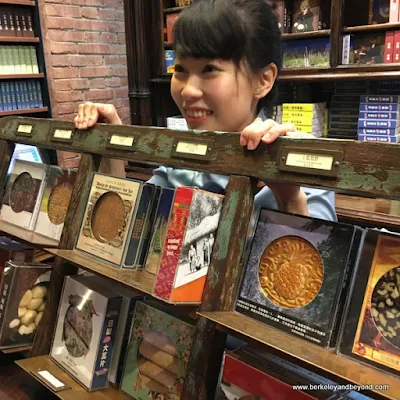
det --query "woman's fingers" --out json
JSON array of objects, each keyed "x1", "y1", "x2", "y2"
[
  {"x1": 261, "y1": 122, "x2": 297, "y2": 144},
  {"x1": 240, "y1": 118, "x2": 276, "y2": 150}
]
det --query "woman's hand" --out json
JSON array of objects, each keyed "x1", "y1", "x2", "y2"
[
  {"x1": 74, "y1": 102, "x2": 122, "y2": 130},
  {"x1": 74, "y1": 102, "x2": 125, "y2": 177},
  {"x1": 240, "y1": 118, "x2": 310, "y2": 216},
  {"x1": 239, "y1": 118, "x2": 296, "y2": 150}
]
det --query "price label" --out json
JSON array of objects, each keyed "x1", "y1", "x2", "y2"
[
  {"x1": 175, "y1": 141, "x2": 208, "y2": 156},
  {"x1": 286, "y1": 152, "x2": 334, "y2": 171},
  {"x1": 109, "y1": 135, "x2": 134, "y2": 147},
  {"x1": 54, "y1": 129, "x2": 73, "y2": 140},
  {"x1": 17, "y1": 124, "x2": 32, "y2": 134},
  {"x1": 33, "y1": 369, "x2": 69, "y2": 392}
]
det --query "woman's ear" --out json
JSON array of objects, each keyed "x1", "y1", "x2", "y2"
[{"x1": 254, "y1": 63, "x2": 278, "y2": 99}]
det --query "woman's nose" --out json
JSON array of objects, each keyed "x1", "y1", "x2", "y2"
[{"x1": 181, "y1": 76, "x2": 202, "y2": 100}]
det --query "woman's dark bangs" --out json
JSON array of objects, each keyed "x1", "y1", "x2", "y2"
[{"x1": 173, "y1": 4, "x2": 246, "y2": 61}]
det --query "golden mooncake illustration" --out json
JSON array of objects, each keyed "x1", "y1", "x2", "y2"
[
  {"x1": 258, "y1": 235, "x2": 323, "y2": 308},
  {"x1": 47, "y1": 182, "x2": 73, "y2": 225},
  {"x1": 91, "y1": 192, "x2": 125, "y2": 243}
]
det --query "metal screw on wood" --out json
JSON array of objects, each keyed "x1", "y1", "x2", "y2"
[
  {"x1": 334, "y1": 161, "x2": 340, "y2": 167},
  {"x1": 281, "y1": 156, "x2": 286, "y2": 162}
]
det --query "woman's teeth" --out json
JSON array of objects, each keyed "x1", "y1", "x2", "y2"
[{"x1": 186, "y1": 110, "x2": 212, "y2": 118}]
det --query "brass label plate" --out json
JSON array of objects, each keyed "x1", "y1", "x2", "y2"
[
  {"x1": 16, "y1": 124, "x2": 33, "y2": 136},
  {"x1": 107, "y1": 133, "x2": 135, "y2": 150},
  {"x1": 279, "y1": 148, "x2": 343, "y2": 178},
  {"x1": 171, "y1": 138, "x2": 214, "y2": 161}
]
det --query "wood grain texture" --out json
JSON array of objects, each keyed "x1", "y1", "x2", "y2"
[
  {"x1": 16, "y1": 356, "x2": 129, "y2": 400},
  {"x1": 1, "y1": 116, "x2": 400, "y2": 200},
  {"x1": 45, "y1": 249, "x2": 156, "y2": 297},
  {"x1": 199, "y1": 311, "x2": 400, "y2": 400},
  {"x1": 0, "y1": 140, "x2": 15, "y2": 203},
  {"x1": 124, "y1": 0, "x2": 152, "y2": 125},
  {"x1": 182, "y1": 177, "x2": 254, "y2": 400},
  {"x1": 329, "y1": 0, "x2": 343, "y2": 67},
  {"x1": 31, "y1": 154, "x2": 101, "y2": 357}
]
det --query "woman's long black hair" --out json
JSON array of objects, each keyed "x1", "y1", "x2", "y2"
[{"x1": 173, "y1": 0, "x2": 282, "y2": 115}]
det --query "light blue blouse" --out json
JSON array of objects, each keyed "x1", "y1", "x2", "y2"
[{"x1": 147, "y1": 110, "x2": 337, "y2": 222}]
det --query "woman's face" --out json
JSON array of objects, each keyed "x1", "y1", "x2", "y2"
[{"x1": 171, "y1": 57, "x2": 259, "y2": 132}]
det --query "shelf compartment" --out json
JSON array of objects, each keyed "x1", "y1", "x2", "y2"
[
  {"x1": 199, "y1": 311, "x2": 400, "y2": 400},
  {"x1": 344, "y1": 22, "x2": 400, "y2": 33},
  {"x1": 0, "y1": 73, "x2": 44, "y2": 80},
  {"x1": 0, "y1": 220, "x2": 59, "y2": 247},
  {"x1": 46, "y1": 249, "x2": 157, "y2": 298},
  {"x1": 0, "y1": 37, "x2": 40, "y2": 43},
  {"x1": 0, "y1": 107, "x2": 48, "y2": 117},
  {"x1": 16, "y1": 355, "x2": 129, "y2": 400},
  {"x1": 0, "y1": 345, "x2": 32, "y2": 354}
]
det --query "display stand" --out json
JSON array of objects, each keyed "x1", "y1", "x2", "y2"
[{"x1": 0, "y1": 115, "x2": 398, "y2": 399}]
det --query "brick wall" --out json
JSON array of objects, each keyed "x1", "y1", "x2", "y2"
[{"x1": 38, "y1": 0, "x2": 130, "y2": 125}]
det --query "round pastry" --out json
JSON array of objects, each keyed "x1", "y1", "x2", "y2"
[
  {"x1": 90, "y1": 192, "x2": 126, "y2": 243},
  {"x1": 258, "y1": 235, "x2": 323, "y2": 308},
  {"x1": 63, "y1": 295, "x2": 95, "y2": 357},
  {"x1": 10, "y1": 172, "x2": 33, "y2": 213},
  {"x1": 47, "y1": 182, "x2": 73, "y2": 225},
  {"x1": 371, "y1": 266, "x2": 400, "y2": 349}
]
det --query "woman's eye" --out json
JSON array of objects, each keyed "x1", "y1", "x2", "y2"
[
  {"x1": 203, "y1": 65, "x2": 219, "y2": 73},
  {"x1": 174, "y1": 64, "x2": 185, "y2": 73}
]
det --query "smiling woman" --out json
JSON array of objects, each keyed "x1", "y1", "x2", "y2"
[{"x1": 74, "y1": 0, "x2": 336, "y2": 222}]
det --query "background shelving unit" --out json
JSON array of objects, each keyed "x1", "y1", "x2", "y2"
[
  {"x1": 0, "y1": 115, "x2": 398, "y2": 399},
  {"x1": 0, "y1": 0, "x2": 51, "y2": 118}
]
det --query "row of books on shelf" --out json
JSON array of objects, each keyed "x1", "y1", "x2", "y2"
[
  {"x1": 0, "y1": 7, "x2": 34, "y2": 38},
  {"x1": 0, "y1": 45, "x2": 39, "y2": 75},
  {"x1": 0, "y1": 80, "x2": 44, "y2": 111}
]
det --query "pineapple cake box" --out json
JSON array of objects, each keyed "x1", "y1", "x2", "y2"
[
  {"x1": 121, "y1": 301, "x2": 195, "y2": 400},
  {"x1": 50, "y1": 275, "x2": 123, "y2": 391}
]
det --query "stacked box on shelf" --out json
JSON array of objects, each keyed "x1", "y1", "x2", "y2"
[
  {"x1": 358, "y1": 95, "x2": 400, "y2": 143},
  {"x1": 282, "y1": 102, "x2": 326, "y2": 137},
  {"x1": 328, "y1": 81, "x2": 368, "y2": 139}
]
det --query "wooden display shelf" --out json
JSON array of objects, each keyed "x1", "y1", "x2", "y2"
[
  {"x1": 199, "y1": 311, "x2": 400, "y2": 400},
  {"x1": 0, "y1": 37, "x2": 40, "y2": 43},
  {"x1": 336, "y1": 194, "x2": 400, "y2": 230},
  {"x1": 344, "y1": 22, "x2": 400, "y2": 33},
  {"x1": 16, "y1": 355, "x2": 129, "y2": 400},
  {"x1": 46, "y1": 249, "x2": 157, "y2": 298},
  {"x1": 151, "y1": 64, "x2": 400, "y2": 82},
  {"x1": 282, "y1": 29, "x2": 330, "y2": 40},
  {"x1": 0, "y1": 0, "x2": 35, "y2": 5},
  {"x1": 1, "y1": 345, "x2": 32, "y2": 354},
  {"x1": 0, "y1": 73, "x2": 44, "y2": 80},
  {"x1": 0, "y1": 107, "x2": 48, "y2": 117},
  {"x1": 0, "y1": 220, "x2": 59, "y2": 247}
]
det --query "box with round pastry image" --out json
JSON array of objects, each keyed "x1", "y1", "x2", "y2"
[
  {"x1": 34, "y1": 166, "x2": 77, "y2": 241},
  {"x1": 0, "y1": 159, "x2": 49, "y2": 230},
  {"x1": 0, "y1": 261, "x2": 52, "y2": 348},
  {"x1": 75, "y1": 173, "x2": 143, "y2": 266},
  {"x1": 50, "y1": 274, "x2": 123, "y2": 391},
  {"x1": 235, "y1": 209, "x2": 360, "y2": 348},
  {"x1": 339, "y1": 230, "x2": 400, "y2": 376},
  {"x1": 120, "y1": 301, "x2": 195, "y2": 399}
]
